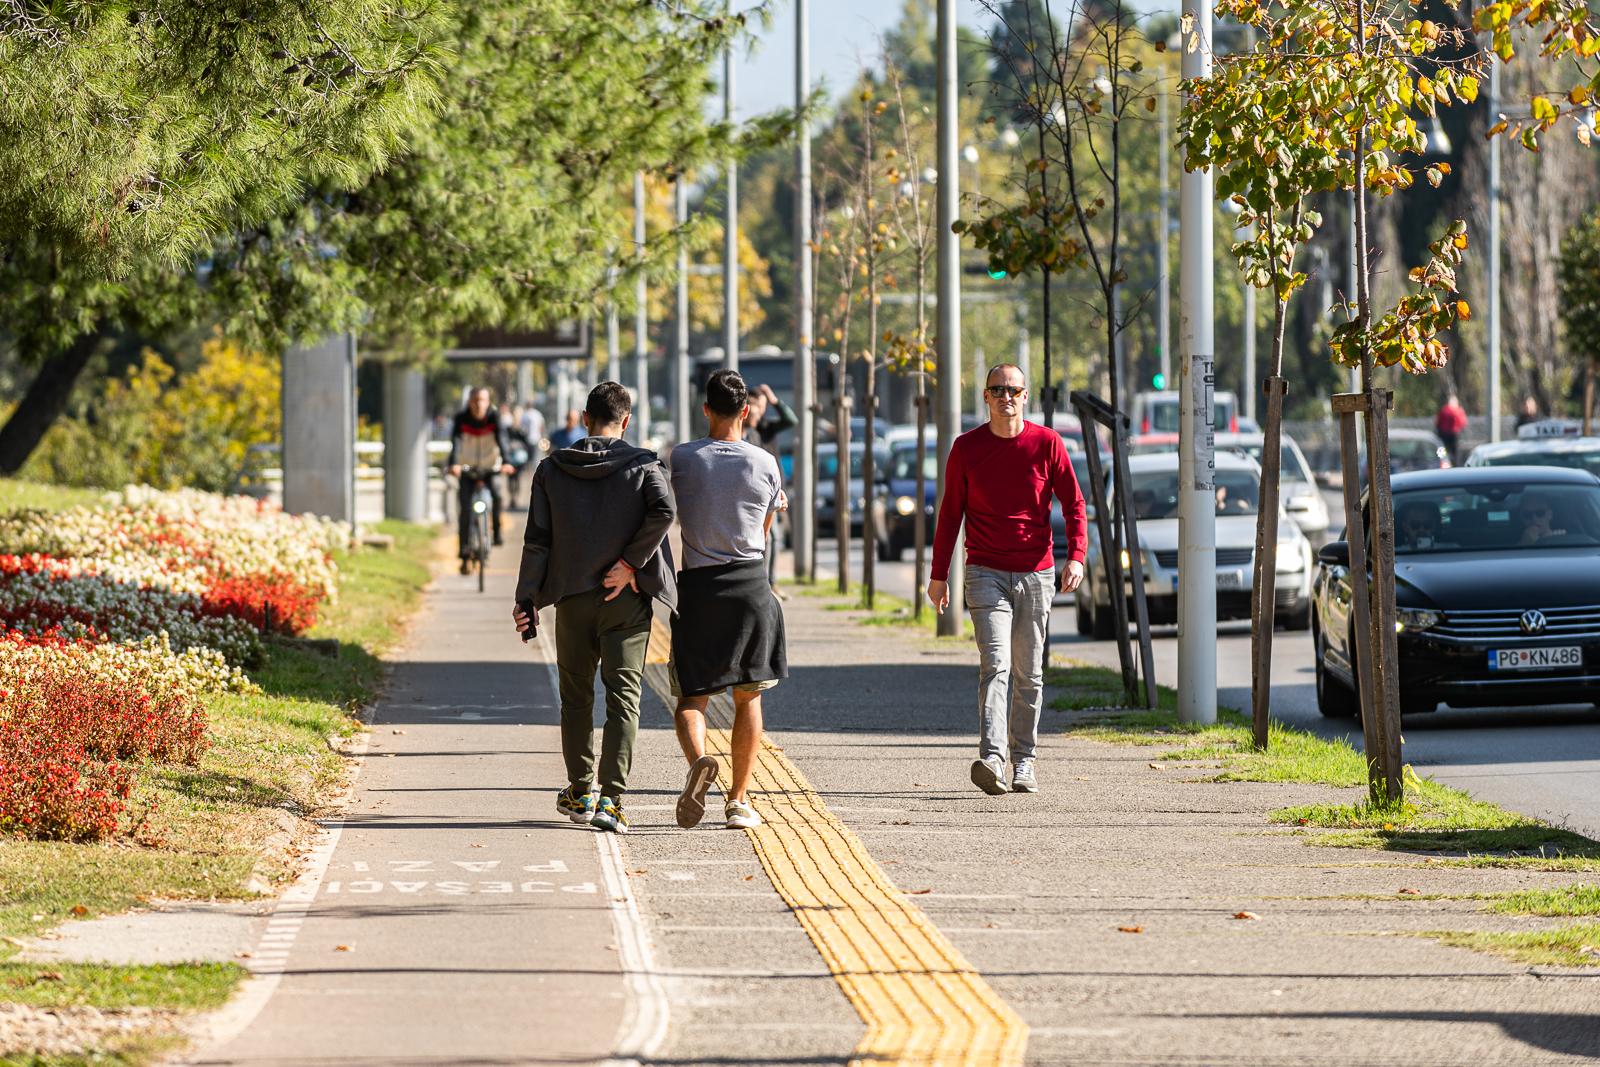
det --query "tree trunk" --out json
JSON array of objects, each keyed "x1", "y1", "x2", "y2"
[{"x1": 0, "y1": 327, "x2": 109, "y2": 475}]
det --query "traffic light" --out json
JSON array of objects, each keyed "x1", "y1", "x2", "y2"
[
  {"x1": 987, "y1": 266, "x2": 1008, "y2": 280},
  {"x1": 1152, "y1": 372, "x2": 1166, "y2": 390}
]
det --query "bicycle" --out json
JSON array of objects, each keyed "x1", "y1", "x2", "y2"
[{"x1": 459, "y1": 467, "x2": 496, "y2": 592}]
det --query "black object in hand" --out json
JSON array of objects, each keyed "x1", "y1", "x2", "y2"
[{"x1": 517, "y1": 601, "x2": 538, "y2": 642}]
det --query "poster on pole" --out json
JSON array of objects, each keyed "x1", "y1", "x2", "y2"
[{"x1": 1191, "y1": 352, "x2": 1215, "y2": 491}]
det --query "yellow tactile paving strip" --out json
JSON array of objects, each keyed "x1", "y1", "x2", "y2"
[{"x1": 643, "y1": 617, "x2": 1028, "y2": 1067}]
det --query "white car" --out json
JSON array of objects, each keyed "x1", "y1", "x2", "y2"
[
  {"x1": 1075, "y1": 451, "x2": 1313, "y2": 638},
  {"x1": 1214, "y1": 431, "x2": 1332, "y2": 546},
  {"x1": 1130, "y1": 389, "x2": 1241, "y2": 435},
  {"x1": 1466, "y1": 435, "x2": 1600, "y2": 476}
]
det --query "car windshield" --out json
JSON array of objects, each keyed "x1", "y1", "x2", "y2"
[
  {"x1": 889, "y1": 448, "x2": 938, "y2": 480},
  {"x1": 1128, "y1": 468, "x2": 1259, "y2": 519},
  {"x1": 1391, "y1": 482, "x2": 1600, "y2": 554},
  {"x1": 1391, "y1": 437, "x2": 1442, "y2": 462},
  {"x1": 1480, "y1": 448, "x2": 1600, "y2": 477},
  {"x1": 818, "y1": 448, "x2": 882, "y2": 479},
  {"x1": 1229, "y1": 442, "x2": 1312, "y2": 484}
]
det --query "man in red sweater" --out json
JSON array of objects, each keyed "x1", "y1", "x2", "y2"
[{"x1": 928, "y1": 363, "x2": 1088, "y2": 795}]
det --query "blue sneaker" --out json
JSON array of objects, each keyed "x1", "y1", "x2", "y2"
[
  {"x1": 591, "y1": 795, "x2": 630, "y2": 834},
  {"x1": 556, "y1": 785, "x2": 598, "y2": 824}
]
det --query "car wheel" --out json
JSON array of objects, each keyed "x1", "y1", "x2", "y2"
[
  {"x1": 875, "y1": 537, "x2": 894, "y2": 562},
  {"x1": 1314, "y1": 626, "x2": 1360, "y2": 718},
  {"x1": 1076, "y1": 593, "x2": 1093, "y2": 636}
]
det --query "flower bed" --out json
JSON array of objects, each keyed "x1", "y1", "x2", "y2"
[{"x1": 0, "y1": 484, "x2": 345, "y2": 843}]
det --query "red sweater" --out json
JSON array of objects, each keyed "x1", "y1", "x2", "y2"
[{"x1": 930, "y1": 421, "x2": 1088, "y2": 581}]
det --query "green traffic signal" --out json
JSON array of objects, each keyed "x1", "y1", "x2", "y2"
[
  {"x1": 1152, "y1": 372, "x2": 1167, "y2": 390},
  {"x1": 987, "y1": 266, "x2": 1007, "y2": 280}
]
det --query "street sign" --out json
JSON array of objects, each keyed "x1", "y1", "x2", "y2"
[{"x1": 443, "y1": 321, "x2": 590, "y2": 361}]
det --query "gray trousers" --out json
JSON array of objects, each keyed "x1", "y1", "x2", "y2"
[{"x1": 965, "y1": 565, "x2": 1054, "y2": 764}]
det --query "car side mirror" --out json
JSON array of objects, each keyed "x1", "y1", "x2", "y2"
[{"x1": 1317, "y1": 540, "x2": 1349, "y2": 567}]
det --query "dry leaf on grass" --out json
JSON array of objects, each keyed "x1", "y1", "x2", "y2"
[{"x1": 70, "y1": 905, "x2": 88, "y2": 916}]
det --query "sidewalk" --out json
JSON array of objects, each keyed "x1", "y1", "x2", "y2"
[
  {"x1": 191, "y1": 536, "x2": 637, "y2": 1067},
  {"x1": 623, "y1": 582, "x2": 1600, "y2": 1066}
]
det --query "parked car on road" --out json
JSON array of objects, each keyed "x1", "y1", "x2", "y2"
[
  {"x1": 1131, "y1": 389, "x2": 1241, "y2": 435},
  {"x1": 1076, "y1": 451, "x2": 1313, "y2": 639},
  {"x1": 816, "y1": 441, "x2": 888, "y2": 539},
  {"x1": 1465, "y1": 436, "x2": 1600, "y2": 477},
  {"x1": 1310, "y1": 466, "x2": 1600, "y2": 717},
  {"x1": 1215, "y1": 432, "x2": 1332, "y2": 546},
  {"x1": 870, "y1": 444, "x2": 937, "y2": 561}
]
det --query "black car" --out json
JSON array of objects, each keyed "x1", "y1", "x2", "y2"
[
  {"x1": 871, "y1": 444, "x2": 938, "y2": 561},
  {"x1": 1311, "y1": 466, "x2": 1600, "y2": 717}
]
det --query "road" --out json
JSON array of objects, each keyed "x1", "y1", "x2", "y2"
[{"x1": 814, "y1": 494, "x2": 1600, "y2": 843}]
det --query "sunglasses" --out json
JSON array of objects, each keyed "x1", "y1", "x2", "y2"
[{"x1": 986, "y1": 384, "x2": 1025, "y2": 399}]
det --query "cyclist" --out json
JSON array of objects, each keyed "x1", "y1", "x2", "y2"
[{"x1": 448, "y1": 387, "x2": 515, "y2": 575}]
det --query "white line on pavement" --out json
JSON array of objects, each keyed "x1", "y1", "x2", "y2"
[{"x1": 537, "y1": 628, "x2": 669, "y2": 1067}]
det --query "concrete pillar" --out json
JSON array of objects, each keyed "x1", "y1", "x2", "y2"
[
  {"x1": 282, "y1": 333, "x2": 356, "y2": 523},
  {"x1": 383, "y1": 363, "x2": 428, "y2": 522}
]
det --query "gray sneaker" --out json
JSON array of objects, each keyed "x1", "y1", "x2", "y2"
[
  {"x1": 970, "y1": 755, "x2": 1009, "y2": 796},
  {"x1": 1012, "y1": 760, "x2": 1039, "y2": 793}
]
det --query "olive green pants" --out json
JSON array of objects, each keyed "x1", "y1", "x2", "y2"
[{"x1": 553, "y1": 586, "x2": 651, "y2": 798}]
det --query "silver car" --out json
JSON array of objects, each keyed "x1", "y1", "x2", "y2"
[
  {"x1": 1214, "y1": 431, "x2": 1331, "y2": 546},
  {"x1": 1075, "y1": 451, "x2": 1313, "y2": 638}
]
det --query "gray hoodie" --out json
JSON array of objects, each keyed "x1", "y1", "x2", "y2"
[{"x1": 516, "y1": 437, "x2": 677, "y2": 612}]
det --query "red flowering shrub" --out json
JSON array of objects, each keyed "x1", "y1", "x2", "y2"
[
  {"x1": 0, "y1": 717, "x2": 132, "y2": 842},
  {"x1": 202, "y1": 572, "x2": 322, "y2": 635}
]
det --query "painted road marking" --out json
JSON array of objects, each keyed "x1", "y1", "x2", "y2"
[
  {"x1": 641, "y1": 617, "x2": 1028, "y2": 1067},
  {"x1": 535, "y1": 629, "x2": 669, "y2": 1067}
]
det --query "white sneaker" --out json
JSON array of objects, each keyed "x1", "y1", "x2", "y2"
[
  {"x1": 1012, "y1": 760, "x2": 1039, "y2": 794},
  {"x1": 725, "y1": 799, "x2": 762, "y2": 830}
]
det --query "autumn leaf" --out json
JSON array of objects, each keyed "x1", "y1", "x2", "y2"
[
  {"x1": 1456, "y1": 300, "x2": 1471, "y2": 320},
  {"x1": 1426, "y1": 166, "x2": 1443, "y2": 188},
  {"x1": 1117, "y1": 925, "x2": 1144, "y2": 934},
  {"x1": 1232, "y1": 911, "x2": 1260, "y2": 921},
  {"x1": 70, "y1": 905, "x2": 88, "y2": 917}
]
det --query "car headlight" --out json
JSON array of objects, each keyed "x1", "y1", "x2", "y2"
[
  {"x1": 1276, "y1": 541, "x2": 1306, "y2": 573},
  {"x1": 895, "y1": 495, "x2": 916, "y2": 516},
  {"x1": 1396, "y1": 607, "x2": 1441, "y2": 632},
  {"x1": 472, "y1": 500, "x2": 488, "y2": 514}
]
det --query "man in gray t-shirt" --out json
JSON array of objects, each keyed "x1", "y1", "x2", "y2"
[
  {"x1": 667, "y1": 370, "x2": 788, "y2": 834},
  {"x1": 670, "y1": 438, "x2": 782, "y2": 570}
]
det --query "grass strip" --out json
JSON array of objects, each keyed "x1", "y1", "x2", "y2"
[
  {"x1": 0, "y1": 479, "x2": 107, "y2": 514},
  {"x1": 1490, "y1": 883, "x2": 1600, "y2": 917},
  {"x1": 1048, "y1": 662, "x2": 1600, "y2": 859},
  {"x1": 0, "y1": 962, "x2": 243, "y2": 1011},
  {"x1": 1420, "y1": 924, "x2": 1600, "y2": 968}
]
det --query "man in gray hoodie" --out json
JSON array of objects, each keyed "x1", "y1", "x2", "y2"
[{"x1": 513, "y1": 381, "x2": 676, "y2": 835}]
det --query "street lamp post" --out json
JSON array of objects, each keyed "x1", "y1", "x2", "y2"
[
  {"x1": 675, "y1": 180, "x2": 690, "y2": 447},
  {"x1": 1178, "y1": 0, "x2": 1217, "y2": 725},
  {"x1": 723, "y1": 3, "x2": 740, "y2": 373},
  {"x1": 633, "y1": 172, "x2": 650, "y2": 446},
  {"x1": 1158, "y1": 86, "x2": 1172, "y2": 391},
  {"x1": 793, "y1": 0, "x2": 816, "y2": 582},
  {"x1": 1487, "y1": 59, "x2": 1503, "y2": 443},
  {"x1": 935, "y1": 0, "x2": 963, "y2": 636}
]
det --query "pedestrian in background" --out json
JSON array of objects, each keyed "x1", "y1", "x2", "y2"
[
  {"x1": 549, "y1": 408, "x2": 585, "y2": 450},
  {"x1": 927, "y1": 363, "x2": 1087, "y2": 797},
  {"x1": 1516, "y1": 395, "x2": 1540, "y2": 430},
  {"x1": 1434, "y1": 392, "x2": 1468, "y2": 467},
  {"x1": 744, "y1": 382, "x2": 798, "y2": 597},
  {"x1": 513, "y1": 382, "x2": 677, "y2": 835},
  {"x1": 669, "y1": 370, "x2": 788, "y2": 832}
]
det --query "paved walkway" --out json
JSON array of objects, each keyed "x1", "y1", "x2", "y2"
[
  {"x1": 194, "y1": 534, "x2": 644, "y2": 1067},
  {"x1": 190, "y1": 520, "x2": 1600, "y2": 1066}
]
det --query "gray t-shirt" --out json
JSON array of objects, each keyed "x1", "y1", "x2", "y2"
[{"x1": 670, "y1": 438, "x2": 782, "y2": 570}]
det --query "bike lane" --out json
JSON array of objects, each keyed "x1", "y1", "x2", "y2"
[{"x1": 192, "y1": 536, "x2": 652, "y2": 1067}]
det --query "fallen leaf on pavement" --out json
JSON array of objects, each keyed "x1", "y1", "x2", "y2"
[
  {"x1": 907, "y1": 889, "x2": 932, "y2": 895},
  {"x1": 1147, "y1": 762, "x2": 1163, "y2": 770},
  {"x1": 70, "y1": 905, "x2": 88, "y2": 916},
  {"x1": 1117, "y1": 925, "x2": 1144, "y2": 934},
  {"x1": 631, "y1": 869, "x2": 648, "y2": 875},
  {"x1": 742, "y1": 875, "x2": 754, "y2": 881},
  {"x1": 1398, "y1": 887, "x2": 1420, "y2": 895},
  {"x1": 470, "y1": 843, "x2": 485, "y2": 848},
  {"x1": 391, "y1": 729, "x2": 406, "y2": 735},
  {"x1": 335, "y1": 945, "x2": 353, "y2": 952},
  {"x1": 236, "y1": 952, "x2": 254, "y2": 959},
  {"x1": 1232, "y1": 911, "x2": 1259, "y2": 921}
]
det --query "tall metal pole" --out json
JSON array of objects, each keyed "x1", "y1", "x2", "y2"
[
  {"x1": 723, "y1": 6, "x2": 740, "y2": 373},
  {"x1": 935, "y1": 0, "x2": 963, "y2": 636},
  {"x1": 605, "y1": 265, "x2": 620, "y2": 382},
  {"x1": 1487, "y1": 59, "x2": 1502, "y2": 442},
  {"x1": 675, "y1": 180, "x2": 691, "y2": 445},
  {"x1": 793, "y1": 0, "x2": 816, "y2": 581},
  {"x1": 634, "y1": 172, "x2": 651, "y2": 445},
  {"x1": 1157, "y1": 87, "x2": 1172, "y2": 389},
  {"x1": 1177, "y1": 0, "x2": 1217, "y2": 724}
]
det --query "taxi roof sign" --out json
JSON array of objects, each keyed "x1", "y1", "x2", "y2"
[{"x1": 1517, "y1": 418, "x2": 1582, "y2": 439}]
